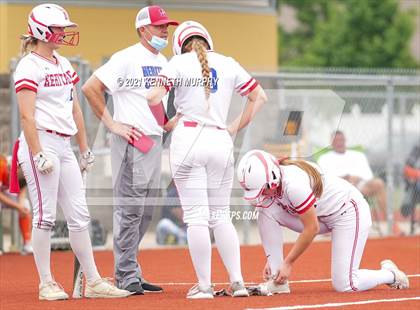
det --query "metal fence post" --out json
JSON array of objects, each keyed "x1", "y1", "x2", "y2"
[
  {"x1": 241, "y1": 115, "x2": 254, "y2": 245},
  {"x1": 386, "y1": 78, "x2": 395, "y2": 235},
  {"x1": 400, "y1": 97, "x2": 407, "y2": 173},
  {"x1": 9, "y1": 58, "x2": 22, "y2": 252}
]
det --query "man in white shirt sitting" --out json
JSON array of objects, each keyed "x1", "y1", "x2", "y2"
[{"x1": 318, "y1": 130, "x2": 402, "y2": 235}]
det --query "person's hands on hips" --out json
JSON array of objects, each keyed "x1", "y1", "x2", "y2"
[
  {"x1": 33, "y1": 151, "x2": 54, "y2": 175},
  {"x1": 110, "y1": 121, "x2": 142, "y2": 142},
  {"x1": 274, "y1": 261, "x2": 292, "y2": 284}
]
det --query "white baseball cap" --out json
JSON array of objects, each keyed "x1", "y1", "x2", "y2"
[{"x1": 135, "y1": 5, "x2": 178, "y2": 29}]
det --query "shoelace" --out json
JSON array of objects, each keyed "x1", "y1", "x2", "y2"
[
  {"x1": 188, "y1": 283, "x2": 214, "y2": 295},
  {"x1": 44, "y1": 281, "x2": 65, "y2": 292},
  {"x1": 188, "y1": 284, "x2": 199, "y2": 294},
  {"x1": 101, "y1": 277, "x2": 115, "y2": 285}
]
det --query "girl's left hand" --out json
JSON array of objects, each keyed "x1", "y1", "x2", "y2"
[
  {"x1": 275, "y1": 261, "x2": 292, "y2": 284},
  {"x1": 164, "y1": 113, "x2": 182, "y2": 132}
]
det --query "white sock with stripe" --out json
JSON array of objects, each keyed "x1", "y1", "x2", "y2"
[
  {"x1": 353, "y1": 269, "x2": 395, "y2": 291},
  {"x1": 69, "y1": 228, "x2": 101, "y2": 284},
  {"x1": 213, "y1": 222, "x2": 244, "y2": 283},
  {"x1": 187, "y1": 225, "x2": 212, "y2": 287},
  {"x1": 32, "y1": 227, "x2": 53, "y2": 285}
]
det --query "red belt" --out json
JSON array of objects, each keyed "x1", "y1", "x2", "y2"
[
  {"x1": 183, "y1": 121, "x2": 225, "y2": 130},
  {"x1": 46, "y1": 130, "x2": 71, "y2": 137}
]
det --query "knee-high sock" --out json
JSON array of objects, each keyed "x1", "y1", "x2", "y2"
[
  {"x1": 19, "y1": 214, "x2": 32, "y2": 244},
  {"x1": 213, "y1": 223, "x2": 243, "y2": 283},
  {"x1": 187, "y1": 225, "x2": 212, "y2": 286},
  {"x1": 354, "y1": 269, "x2": 395, "y2": 291},
  {"x1": 69, "y1": 229, "x2": 101, "y2": 284},
  {"x1": 32, "y1": 227, "x2": 53, "y2": 284}
]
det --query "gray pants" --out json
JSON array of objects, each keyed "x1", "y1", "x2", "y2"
[{"x1": 111, "y1": 134, "x2": 162, "y2": 288}]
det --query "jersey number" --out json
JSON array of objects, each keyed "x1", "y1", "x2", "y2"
[{"x1": 210, "y1": 68, "x2": 218, "y2": 93}]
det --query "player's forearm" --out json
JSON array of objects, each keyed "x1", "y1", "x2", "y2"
[
  {"x1": 163, "y1": 113, "x2": 182, "y2": 132},
  {"x1": 82, "y1": 83, "x2": 115, "y2": 130},
  {"x1": 284, "y1": 226, "x2": 318, "y2": 265},
  {"x1": 228, "y1": 98, "x2": 262, "y2": 134},
  {"x1": 228, "y1": 86, "x2": 267, "y2": 134},
  {"x1": 147, "y1": 86, "x2": 167, "y2": 106},
  {"x1": 0, "y1": 191, "x2": 22, "y2": 211},
  {"x1": 21, "y1": 116, "x2": 42, "y2": 155}
]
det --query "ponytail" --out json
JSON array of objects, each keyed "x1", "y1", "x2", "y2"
[
  {"x1": 183, "y1": 38, "x2": 211, "y2": 104},
  {"x1": 279, "y1": 158, "x2": 324, "y2": 198},
  {"x1": 20, "y1": 35, "x2": 37, "y2": 57}
]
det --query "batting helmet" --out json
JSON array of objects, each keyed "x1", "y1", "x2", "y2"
[
  {"x1": 172, "y1": 20, "x2": 214, "y2": 56},
  {"x1": 27, "y1": 4, "x2": 79, "y2": 46},
  {"x1": 237, "y1": 150, "x2": 281, "y2": 208}
]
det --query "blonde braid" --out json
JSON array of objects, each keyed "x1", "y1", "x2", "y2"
[{"x1": 184, "y1": 38, "x2": 211, "y2": 101}]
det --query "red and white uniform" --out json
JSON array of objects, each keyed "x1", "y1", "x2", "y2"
[
  {"x1": 273, "y1": 165, "x2": 352, "y2": 217},
  {"x1": 257, "y1": 164, "x2": 384, "y2": 292},
  {"x1": 159, "y1": 51, "x2": 258, "y2": 226},
  {"x1": 160, "y1": 52, "x2": 258, "y2": 128},
  {"x1": 14, "y1": 51, "x2": 89, "y2": 231},
  {"x1": 14, "y1": 51, "x2": 79, "y2": 136}
]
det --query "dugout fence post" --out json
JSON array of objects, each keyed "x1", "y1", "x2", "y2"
[
  {"x1": 9, "y1": 58, "x2": 22, "y2": 252},
  {"x1": 241, "y1": 125, "x2": 253, "y2": 245},
  {"x1": 70, "y1": 57, "x2": 90, "y2": 130},
  {"x1": 385, "y1": 78, "x2": 395, "y2": 236}
]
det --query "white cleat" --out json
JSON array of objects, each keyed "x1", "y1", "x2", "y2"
[
  {"x1": 21, "y1": 243, "x2": 33, "y2": 255},
  {"x1": 230, "y1": 281, "x2": 249, "y2": 297},
  {"x1": 186, "y1": 283, "x2": 214, "y2": 299},
  {"x1": 381, "y1": 259, "x2": 409, "y2": 289},
  {"x1": 39, "y1": 281, "x2": 69, "y2": 301},
  {"x1": 85, "y1": 278, "x2": 133, "y2": 298},
  {"x1": 258, "y1": 279, "x2": 290, "y2": 296}
]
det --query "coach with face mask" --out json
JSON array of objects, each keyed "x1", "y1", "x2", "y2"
[{"x1": 82, "y1": 5, "x2": 178, "y2": 295}]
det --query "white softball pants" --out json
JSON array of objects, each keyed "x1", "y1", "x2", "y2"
[
  {"x1": 170, "y1": 123, "x2": 235, "y2": 228},
  {"x1": 18, "y1": 131, "x2": 90, "y2": 231},
  {"x1": 257, "y1": 192, "x2": 391, "y2": 292},
  {"x1": 170, "y1": 122, "x2": 244, "y2": 285}
]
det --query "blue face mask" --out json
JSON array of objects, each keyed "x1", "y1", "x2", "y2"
[{"x1": 146, "y1": 29, "x2": 168, "y2": 51}]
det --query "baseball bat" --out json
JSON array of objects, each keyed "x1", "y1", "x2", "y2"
[{"x1": 72, "y1": 170, "x2": 87, "y2": 298}]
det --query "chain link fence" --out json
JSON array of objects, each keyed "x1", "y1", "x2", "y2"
[{"x1": 4, "y1": 59, "x2": 420, "y2": 251}]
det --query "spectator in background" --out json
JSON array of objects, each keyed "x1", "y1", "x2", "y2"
[
  {"x1": 400, "y1": 143, "x2": 420, "y2": 223},
  {"x1": 0, "y1": 154, "x2": 33, "y2": 254},
  {"x1": 317, "y1": 131, "x2": 402, "y2": 235},
  {"x1": 156, "y1": 182, "x2": 187, "y2": 245}
]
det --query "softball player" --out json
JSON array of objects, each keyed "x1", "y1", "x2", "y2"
[
  {"x1": 237, "y1": 150, "x2": 409, "y2": 293},
  {"x1": 147, "y1": 21, "x2": 268, "y2": 299},
  {"x1": 13, "y1": 4, "x2": 130, "y2": 300}
]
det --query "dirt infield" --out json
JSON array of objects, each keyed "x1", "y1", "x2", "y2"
[{"x1": 1, "y1": 236, "x2": 419, "y2": 310}]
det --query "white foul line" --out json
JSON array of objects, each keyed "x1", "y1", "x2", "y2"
[
  {"x1": 155, "y1": 274, "x2": 420, "y2": 286},
  {"x1": 245, "y1": 296, "x2": 420, "y2": 310}
]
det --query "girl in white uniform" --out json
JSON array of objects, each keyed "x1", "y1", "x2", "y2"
[
  {"x1": 237, "y1": 150, "x2": 409, "y2": 293},
  {"x1": 13, "y1": 3, "x2": 130, "y2": 300},
  {"x1": 148, "y1": 21, "x2": 267, "y2": 298}
]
